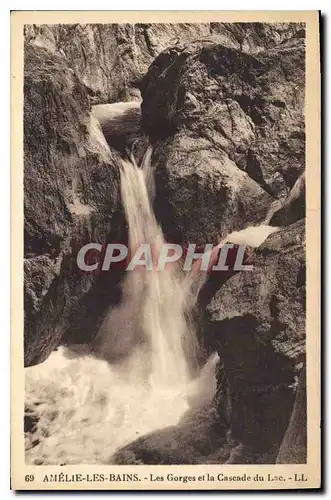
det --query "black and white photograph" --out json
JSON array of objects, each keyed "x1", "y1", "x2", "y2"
[{"x1": 10, "y1": 10, "x2": 321, "y2": 491}]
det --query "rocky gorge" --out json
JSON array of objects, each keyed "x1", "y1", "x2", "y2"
[{"x1": 24, "y1": 22, "x2": 306, "y2": 465}]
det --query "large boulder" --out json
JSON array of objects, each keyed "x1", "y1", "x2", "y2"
[
  {"x1": 24, "y1": 44, "x2": 125, "y2": 366},
  {"x1": 140, "y1": 34, "x2": 305, "y2": 243},
  {"x1": 206, "y1": 220, "x2": 305, "y2": 459},
  {"x1": 150, "y1": 134, "x2": 272, "y2": 245}
]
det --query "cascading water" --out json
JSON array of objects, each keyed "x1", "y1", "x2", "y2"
[
  {"x1": 93, "y1": 146, "x2": 197, "y2": 387},
  {"x1": 25, "y1": 146, "x2": 202, "y2": 466},
  {"x1": 24, "y1": 137, "x2": 279, "y2": 466}
]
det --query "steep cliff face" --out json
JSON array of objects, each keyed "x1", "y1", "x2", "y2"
[{"x1": 24, "y1": 44, "x2": 125, "y2": 366}]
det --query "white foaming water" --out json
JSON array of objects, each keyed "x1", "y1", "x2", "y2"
[
  {"x1": 94, "y1": 146, "x2": 197, "y2": 387},
  {"x1": 25, "y1": 141, "x2": 280, "y2": 465},
  {"x1": 25, "y1": 346, "x2": 198, "y2": 465},
  {"x1": 25, "y1": 146, "x2": 200, "y2": 465},
  {"x1": 223, "y1": 224, "x2": 279, "y2": 248}
]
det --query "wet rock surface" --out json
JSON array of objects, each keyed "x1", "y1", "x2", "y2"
[
  {"x1": 112, "y1": 405, "x2": 229, "y2": 465},
  {"x1": 151, "y1": 135, "x2": 273, "y2": 244}
]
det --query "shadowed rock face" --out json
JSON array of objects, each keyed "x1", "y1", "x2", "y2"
[
  {"x1": 205, "y1": 221, "x2": 305, "y2": 458},
  {"x1": 24, "y1": 44, "x2": 126, "y2": 366}
]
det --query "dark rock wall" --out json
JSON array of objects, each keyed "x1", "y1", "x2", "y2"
[{"x1": 269, "y1": 172, "x2": 306, "y2": 226}]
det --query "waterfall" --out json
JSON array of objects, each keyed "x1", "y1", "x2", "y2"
[
  {"x1": 24, "y1": 145, "x2": 203, "y2": 466},
  {"x1": 24, "y1": 135, "x2": 279, "y2": 466},
  {"x1": 94, "y1": 146, "x2": 197, "y2": 387}
]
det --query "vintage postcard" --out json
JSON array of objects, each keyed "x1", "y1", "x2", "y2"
[{"x1": 11, "y1": 10, "x2": 321, "y2": 490}]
